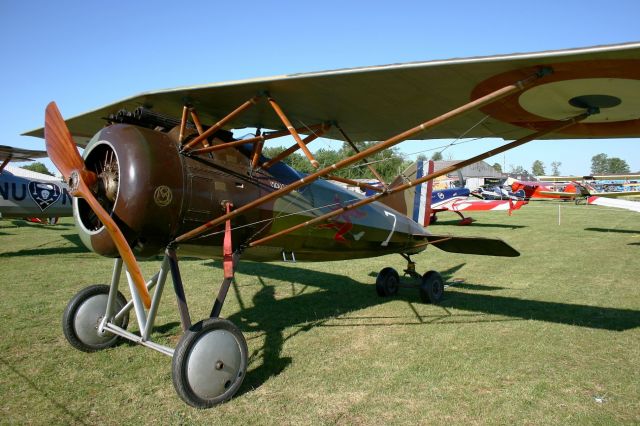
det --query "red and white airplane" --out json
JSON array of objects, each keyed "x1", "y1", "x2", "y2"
[{"x1": 380, "y1": 161, "x2": 526, "y2": 225}]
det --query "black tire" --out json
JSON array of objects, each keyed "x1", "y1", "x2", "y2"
[
  {"x1": 172, "y1": 318, "x2": 248, "y2": 408},
  {"x1": 62, "y1": 285, "x2": 129, "y2": 352},
  {"x1": 419, "y1": 271, "x2": 445, "y2": 304},
  {"x1": 375, "y1": 267, "x2": 400, "y2": 297}
]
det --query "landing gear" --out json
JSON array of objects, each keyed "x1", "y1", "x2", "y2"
[
  {"x1": 420, "y1": 271, "x2": 444, "y2": 304},
  {"x1": 172, "y1": 318, "x2": 248, "y2": 408},
  {"x1": 374, "y1": 255, "x2": 446, "y2": 304},
  {"x1": 375, "y1": 267, "x2": 400, "y2": 296},
  {"x1": 62, "y1": 284, "x2": 129, "y2": 352}
]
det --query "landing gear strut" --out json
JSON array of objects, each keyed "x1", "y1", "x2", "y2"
[{"x1": 374, "y1": 254, "x2": 445, "y2": 304}]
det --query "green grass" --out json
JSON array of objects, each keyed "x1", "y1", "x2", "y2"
[{"x1": 1, "y1": 202, "x2": 639, "y2": 425}]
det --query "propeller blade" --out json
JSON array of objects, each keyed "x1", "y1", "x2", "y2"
[
  {"x1": 44, "y1": 102, "x2": 85, "y2": 180},
  {"x1": 44, "y1": 102, "x2": 151, "y2": 309}
]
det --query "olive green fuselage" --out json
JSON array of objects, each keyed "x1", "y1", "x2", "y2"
[{"x1": 75, "y1": 124, "x2": 428, "y2": 262}]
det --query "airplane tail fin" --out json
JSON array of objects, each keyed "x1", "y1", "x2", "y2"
[{"x1": 373, "y1": 160, "x2": 434, "y2": 226}]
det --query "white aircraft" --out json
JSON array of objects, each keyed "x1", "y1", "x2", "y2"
[{"x1": 0, "y1": 145, "x2": 72, "y2": 221}]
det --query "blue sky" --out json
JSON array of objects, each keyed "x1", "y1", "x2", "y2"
[{"x1": 1, "y1": 0, "x2": 639, "y2": 176}]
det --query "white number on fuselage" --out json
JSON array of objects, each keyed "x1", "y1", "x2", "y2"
[{"x1": 381, "y1": 211, "x2": 397, "y2": 247}]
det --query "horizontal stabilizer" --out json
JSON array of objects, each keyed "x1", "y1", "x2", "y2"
[{"x1": 427, "y1": 234, "x2": 520, "y2": 257}]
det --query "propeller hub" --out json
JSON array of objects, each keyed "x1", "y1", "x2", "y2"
[{"x1": 68, "y1": 170, "x2": 80, "y2": 192}]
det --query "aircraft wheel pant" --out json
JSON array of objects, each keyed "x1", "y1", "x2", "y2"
[
  {"x1": 172, "y1": 318, "x2": 248, "y2": 408},
  {"x1": 375, "y1": 267, "x2": 400, "y2": 297},
  {"x1": 62, "y1": 285, "x2": 129, "y2": 352},
  {"x1": 420, "y1": 271, "x2": 445, "y2": 304}
]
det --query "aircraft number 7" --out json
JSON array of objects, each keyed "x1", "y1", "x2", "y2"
[{"x1": 381, "y1": 211, "x2": 397, "y2": 247}]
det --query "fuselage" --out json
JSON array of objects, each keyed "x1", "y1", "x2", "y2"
[
  {"x1": 0, "y1": 165, "x2": 72, "y2": 219},
  {"x1": 75, "y1": 124, "x2": 429, "y2": 262}
]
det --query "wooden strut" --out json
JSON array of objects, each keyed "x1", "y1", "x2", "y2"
[
  {"x1": 0, "y1": 154, "x2": 11, "y2": 173},
  {"x1": 261, "y1": 123, "x2": 331, "y2": 169},
  {"x1": 188, "y1": 122, "x2": 329, "y2": 157},
  {"x1": 172, "y1": 69, "x2": 547, "y2": 245},
  {"x1": 247, "y1": 112, "x2": 591, "y2": 248},
  {"x1": 178, "y1": 105, "x2": 189, "y2": 144},
  {"x1": 250, "y1": 129, "x2": 264, "y2": 169},
  {"x1": 189, "y1": 108, "x2": 210, "y2": 147},
  {"x1": 268, "y1": 97, "x2": 320, "y2": 168},
  {"x1": 181, "y1": 96, "x2": 260, "y2": 151}
]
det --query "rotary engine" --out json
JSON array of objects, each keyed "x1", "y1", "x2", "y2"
[{"x1": 74, "y1": 123, "x2": 256, "y2": 258}]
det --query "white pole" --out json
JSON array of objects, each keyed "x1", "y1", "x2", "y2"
[{"x1": 558, "y1": 204, "x2": 561, "y2": 225}]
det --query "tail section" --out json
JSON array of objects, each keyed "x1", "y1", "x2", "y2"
[{"x1": 375, "y1": 160, "x2": 435, "y2": 226}]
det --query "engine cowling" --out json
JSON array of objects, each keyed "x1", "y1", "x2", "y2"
[{"x1": 75, "y1": 124, "x2": 255, "y2": 258}]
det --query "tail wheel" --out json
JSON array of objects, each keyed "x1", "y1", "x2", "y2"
[
  {"x1": 62, "y1": 285, "x2": 129, "y2": 352},
  {"x1": 375, "y1": 267, "x2": 400, "y2": 297},
  {"x1": 420, "y1": 270, "x2": 445, "y2": 304},
  {"x1": 172, "y1": 318, "x2": 248, "y2": 408}
]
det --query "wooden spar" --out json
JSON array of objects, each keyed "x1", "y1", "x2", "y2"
[
  {"x1": 181, "y1": 96, "x2": 259, "y2": 151},
  {"x1": 190, "y1": 137, "x2": 262, "y2": 155},
  {"x1": 248, "y1": 112, "x2": 590, "y2": 248},
  {"x1": 172, "y1": 70, "x2": 546, "y2": 245},
  {"x1": 261, "y1": 123, "x2": 330, "y2": 169},
  {"x1": 268, "y1": 97, "x2": 320, "y2": 168},
  {"x1": 189, "y1": 108, "x2": 210, "y2": 147},
  {"x1": 325, "y1": 175, "x2": 384, "y2": 193},
  {"x1": 178, "y1": 105, "x2": 189, "y2": 144},
  {"x1": 337, "y1": 125, "x2": 387, "y2": 186}
]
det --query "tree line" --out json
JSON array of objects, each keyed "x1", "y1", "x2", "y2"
[{"x1": 501, "y1": 153, "x2": 631, "y2": 177}]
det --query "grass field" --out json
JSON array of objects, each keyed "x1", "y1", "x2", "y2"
[{"x1": 1, "y1": 202, "x2": 639, "y2": 425}]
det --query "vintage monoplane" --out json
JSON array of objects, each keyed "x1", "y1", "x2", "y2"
[
  {"x1": 23, "y1": 42, "x2": 640, "y2": 407},
  {"x1": 0, "y1": 145, "x2": 72, "y2": 221}
]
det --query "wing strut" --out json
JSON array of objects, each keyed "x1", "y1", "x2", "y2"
[
  {"x1": 181, "y1": 96, "x2": 260, "y2": 151},
  {"x1": 261, "y1": 123, "x2": 331, "y2": 169},
  {"x1": 247, "y1": 112, "x2": 591, "y2": 248},
  {"x1": 268, "y1": 96, "x2": 320, "y2": 168},
  {"x1": 172, "y1": 68, "x2": 549, "y2": 245}
]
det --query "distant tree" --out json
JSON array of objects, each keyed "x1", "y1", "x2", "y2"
[
  {"x1": 430, "y1": 151, "x2": 443, "y2": 161},
  {"x1": 607, "y1": 157, "x2": 630, "y2": 174},
  {"x1": 509, "y1": 164, "x2": 526, "y2": 175},
  {"x1": 492, "y1": 163, "x2": 502, "y2": 173},
  {"x1": 550, "y1": 161, "x2": 562, "y2": 176},
  {"x1": 21, "y1": 162, "x2": 54, "y2": 176},
  {"x1": 591, "y1": 153, "x2": 609, "y2": 174},
  {"x1": 416, "y1": 154, "x2": 428, "y2": 162},
  {"x1": 262, "y1": 143, "x2": 406, "y2": 182},
  {"x1": 590, "y1": 153, "x2": 631, "y2": 174},
  {"x1": 531, "y1": 160, "x2": 545, "y2": 176}
]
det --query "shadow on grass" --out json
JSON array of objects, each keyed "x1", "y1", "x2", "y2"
[
  {"x1": 585, "y1": 227, "x2": 640, "y2": 234},
  {"x1": 432, "y1": 219, "x2": 527, "y2": 229},
  {"x1": 0, "y1": 356, "x2": 89, "y2": 425},
  {"x1": 209, "y1": 261, "x2": 639, "y2": 395},
  {"x1": 0, "y1": 233, "x2": 88, "y2": 257},
  {"x1": 449, "y1": 282, "x2": 506, "y2": 291}
]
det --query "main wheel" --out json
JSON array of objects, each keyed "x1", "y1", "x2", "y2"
[
  {"x1": 375, "y1": 267, "x2": 400, "y2": 297},
  {"x1": 172, "y1": 318, "x2": 248, "y2": 408},
  {"x1": 420, "y1": 271, "x2": 445, "y2": 304},
  {"x1": 62, "y1": 285, "x2": 129, "y2": 352}
]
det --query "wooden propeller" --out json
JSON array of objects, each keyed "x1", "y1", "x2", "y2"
[{"x1": 44, "y1": 102, "x2": 151, "y2": 309}]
